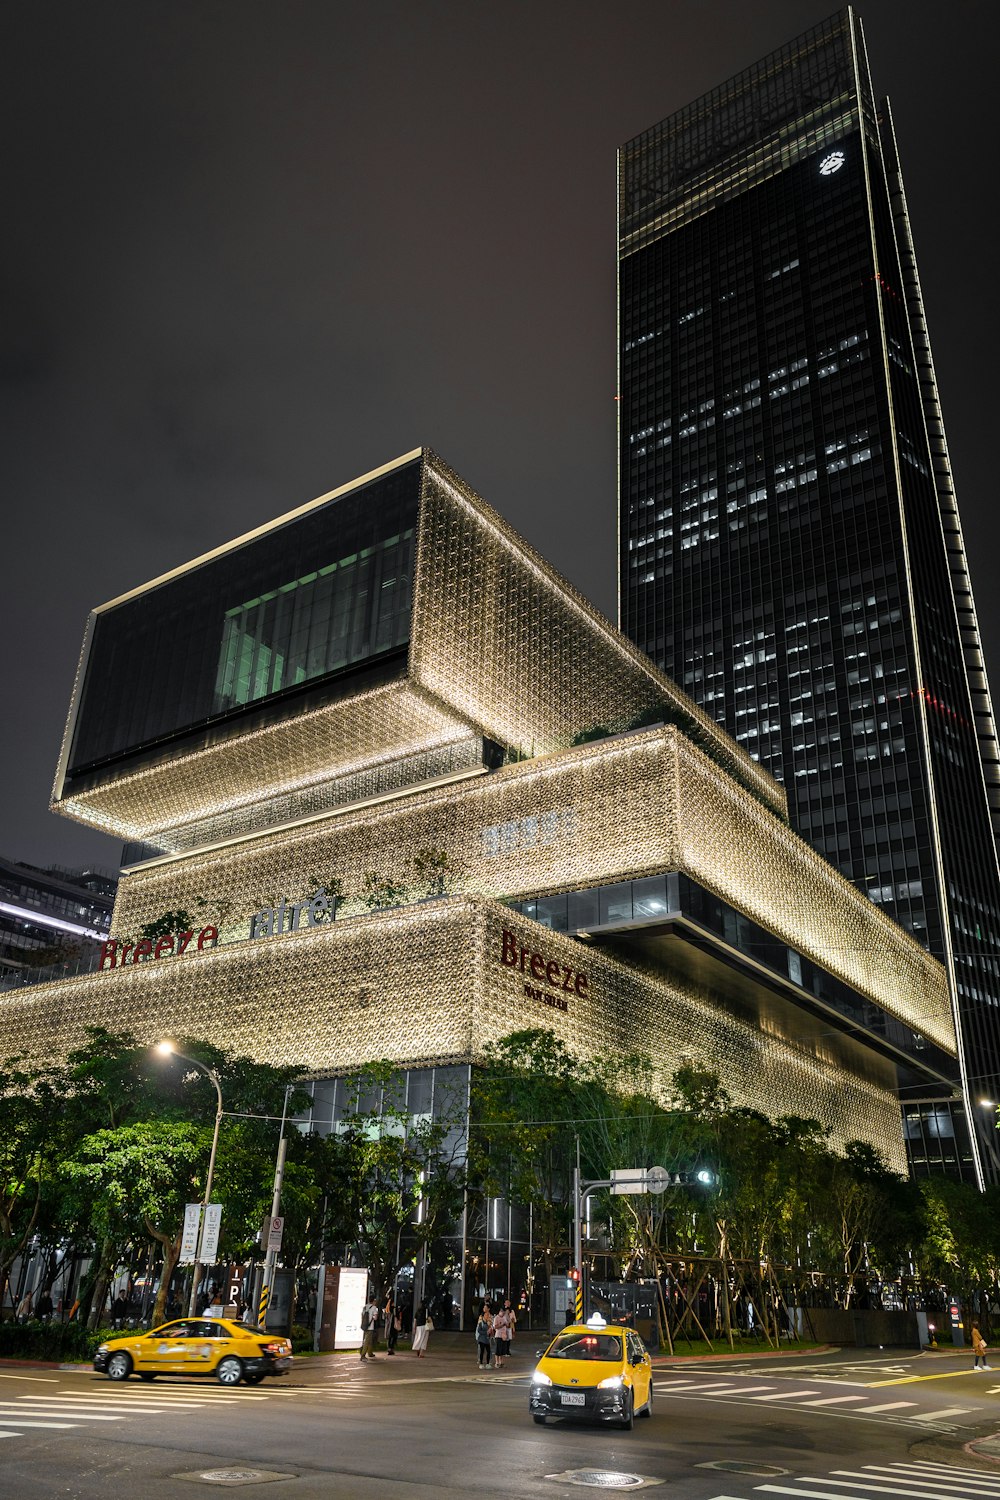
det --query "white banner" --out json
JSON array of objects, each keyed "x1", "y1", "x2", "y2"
[
  {"x1": 179, "y1": 1203, "x2": 202, "y2": 1265},
  {"x1": 198, "y1": 1203, "x2": 223, "y2": 1265}
]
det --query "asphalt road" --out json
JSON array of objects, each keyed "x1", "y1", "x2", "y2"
[{"x1": 3, "y1": 1343, "x2": 1000, "y2": 1499}]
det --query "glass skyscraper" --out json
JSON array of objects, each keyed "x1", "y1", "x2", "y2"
[{"x1": 618, "y1": 7, "x2": 1000, "y2": 1182}]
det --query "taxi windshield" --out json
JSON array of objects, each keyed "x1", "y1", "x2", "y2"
[{"x1": 547, "y1": 1332, "x2": 622, "y2": 1362}]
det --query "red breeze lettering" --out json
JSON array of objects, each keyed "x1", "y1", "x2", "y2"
[
  {"x1": 500, "y1": 928, "x2": 588, "y2": 1000},
  {"x1": 99, "y1": 926, "x2": 218, "y2": 970}
]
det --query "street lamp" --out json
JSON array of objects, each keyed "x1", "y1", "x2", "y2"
[{"x1": 155, "y1": 1041, "x2": 224, "y2": 1316}]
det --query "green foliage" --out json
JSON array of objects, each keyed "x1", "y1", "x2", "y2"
[
  {"x1": 139, "y1": 910, "x2": 194, "y2": 942},
  {"x1": 317, "y1": 1060, "x2": 465, "y2": 1293},
  {"x1": 0, "y1": 1320, "x2": 103, "y2": 1362},
  {"x1": 570, "y1": 724, "x2": 612, "y2": 745},
  {"x1": 411, "y1": 847, "x2": 462, "y2": 898},
  {"x1": 360, "y1": 872, "x2": 408, "y2": 910}
]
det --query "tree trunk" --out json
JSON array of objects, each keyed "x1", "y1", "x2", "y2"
[{"x1": 146, "y1": 1219, "x2": 182, "y2": 1327}]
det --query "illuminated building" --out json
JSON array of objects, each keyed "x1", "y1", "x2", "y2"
[
  {"x1": 0, "y1": 855, "x2": 114, "y2": 985},
  {"x1": 1, "y1": 449, "x2": 963, "y2": 1307},
  {"x1": 617, "y1": 8, "x2": 1000, "y2": 1182}
]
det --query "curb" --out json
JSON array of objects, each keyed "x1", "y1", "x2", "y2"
[{"x1": 653, "y1": 1344, "x2": 837, "y2": 1365}]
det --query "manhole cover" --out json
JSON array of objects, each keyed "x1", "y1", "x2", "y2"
[
  {"x1": 175, "y1": 1469, "x2": 296, "y2": 1487},
  {"x1": 699, "y1": 1461, "x2": 791, "y2": 1477},
  {"x1": 546, "y1": 1472, "x2": 664, "y2": 1491}
]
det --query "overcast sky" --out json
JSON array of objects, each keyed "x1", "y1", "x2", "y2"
[{"x1": 3, "y1": 0, "x2": 997, "y2": 875}]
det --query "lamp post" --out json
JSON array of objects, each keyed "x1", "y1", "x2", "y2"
[{"x1": 155, "y1": 1042, "x2": 224, "y2": 1317}]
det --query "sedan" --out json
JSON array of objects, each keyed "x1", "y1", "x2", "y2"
[
  {"x1": 94, "y1": 1317, "x2": 293, "y2": 1385},
  {"x1": 529, "y1": 1316, "x2": 653, "y2": 1429}
]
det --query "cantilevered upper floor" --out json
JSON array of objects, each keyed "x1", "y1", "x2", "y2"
[{"x1": 52, "y1": 451, "x2": 784, "y2": 847}]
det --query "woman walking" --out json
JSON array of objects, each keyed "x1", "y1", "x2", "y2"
[
  {"x1": 385, "y1": 1295, "x2": 399, "y2": 1356},
  {"x1": 972, "y1": 1320, "x2": 992, "y2": 1371},
  {"x1": 412, "y1": 1300, "x2": 432, "y2": 1357},
  {"x1": 475, "y1": 1305, "x2": 493, "y2": 1367}
]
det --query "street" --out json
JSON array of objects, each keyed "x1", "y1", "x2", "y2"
[{"x1": 3, "y1": 1343, "x2": 1000, "y2": 1499}]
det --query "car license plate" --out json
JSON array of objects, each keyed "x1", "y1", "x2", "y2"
[{"x1": 560, "y1": 1392, "x2": 586, "y2": 1406}]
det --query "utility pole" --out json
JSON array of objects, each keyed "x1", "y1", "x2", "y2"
[{"x1": 258, "y1": 1085, "x2": 291, "y2": 1329}]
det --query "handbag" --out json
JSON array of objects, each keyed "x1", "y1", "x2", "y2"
[{"x1": 425, "y1": 1315, "x2": 435, "y2": 1332}]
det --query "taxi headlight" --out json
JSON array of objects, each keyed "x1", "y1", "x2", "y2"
[
  {"x1": 96, "y1": 1343, "x2": 109, "y2": 1354},
  {"x1": 532, "y1": 1368, "x2": 552, "y2": 1385},
  {"x1": 597, "y1": 1374, "x2": 623, "y2": 1389}
]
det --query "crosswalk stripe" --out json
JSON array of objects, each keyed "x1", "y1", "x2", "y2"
[
  {"x1": 751, "y1": 1391, "x2": 820, "y2": 1402},
  {"x1": 860, "y1": 1403, "x2": 917, "y2": 1412},
  {"x1": 0, "y1": 1419, "x2": 75, "y2": 1430},
  {"x1": 834, "y1": 1468, "x2": 1000, "y2": 1495},
  {"x1": 907, "y1": 1406, "x2": 976, "y2": 1422},
  {"x1": 787, "y1": 1480, "x2": 991, "y2": 1499},
  {"x1": 799, "y1": 1396, "x2": 866, "y2": 1406},
  {"x1": 0, "y1": 1409, "x2": 122, "y2": 1421},
  {"x1": 903, "y1": 1463, "x2": 1000, "y2": 1488}
]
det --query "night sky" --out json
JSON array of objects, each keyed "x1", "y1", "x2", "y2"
[{"x1": 4, "y1": 1, "x2": 997, "y2": 875}]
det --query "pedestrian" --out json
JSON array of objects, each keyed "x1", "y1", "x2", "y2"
[
  {"x1": 36, "y1": 1291, "x2": 54, "y2": 1322},
  {"x1": 411, "y1": 1300, "x2": 432, "y2": 1357},
  {"x1": 475, "y1": 1306, "x2": 493, "y2": 1367},
  {"x1": 385, "y1": 1294, "x2": 399, "y2": 1355},
  {"x1": 492, "y1": 1299, "x2": 515, "y2": 1369},
  {"x1": 359, "y1": 1292, "x2": 380, "y2": 1360},
  {"x1": 972, "y1": 1320, "x2": 992, "y2": 1370}
]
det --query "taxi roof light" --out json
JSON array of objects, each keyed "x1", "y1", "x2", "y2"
[{"x1": 586, "y1": 1312, "x2": 607, "y2": 1328}]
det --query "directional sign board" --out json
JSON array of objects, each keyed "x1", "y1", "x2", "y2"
[
  {"x1": 610, "y1": 1169, "x2": 649, "y2": 1195},
  {"x1": 179, "y1": 1203, "x2": 202, "y2": 1265},
  {"x1": 198, "y1": 1204, "x2": 223, "y2": 1264}
]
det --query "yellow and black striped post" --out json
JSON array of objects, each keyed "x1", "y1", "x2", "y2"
[
  {"x1": 257, "y1": 1285, "x2": 269, "y2": 1328},
  {"x1": 574, "y1": 1275, "x2": 584, "y2": 1324}
]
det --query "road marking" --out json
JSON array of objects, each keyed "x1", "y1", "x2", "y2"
[
  {"x1": 907, "y1": 1406, "x2": 979, "y2": 1422},
  {"x1": 798, "y1": 1395, "x2": 866, "y2": 1406},
  {"x1": 0, "y1": 1419, "x2": 75, "y2": 1430},
  {"x1": 0, "y1": 1408, "x2": 122, "y2": 1421},
  {"x1": 0, "y1": 1373, "x2": 58, "y2": 1382},
  {"x1": 835, "y1": 1466, "x2": 1000, "y2": 1493},
  {"x1": 751, "y1": 1391, "x2": 822, "y2": 1401},
  {"x1": 867, "y1": 1371, "x2": 971, "y2": 1387},
  {"x1": 859, "y1": 1402, "x2": 917, "y2": 1412}
]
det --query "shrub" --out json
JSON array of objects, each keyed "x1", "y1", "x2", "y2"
[{"x1": 0, "y1": 1320, "x2": 103, "y2": 1362}]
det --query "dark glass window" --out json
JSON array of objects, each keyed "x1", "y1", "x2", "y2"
[{"x1": 68, "y1": 461, "x2": 421, "y2": 777}]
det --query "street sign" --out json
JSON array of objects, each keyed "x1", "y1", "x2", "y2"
[
  {"x1": 198, "y1": 1204, "x2": 223, "y2": 1265},
  {"x1": 179, "y1": 1203, "x2": 201, "y2": 1265},
  {"x1": 264, "y1": 1215, "x2": 284, "y2": 1253},
  {"x1": 610, "y1": 1169, "x2": 648, "y2": 1195},
  {"x1": 645, "y1": 1166, "x2": 669, "y2": 1194}
]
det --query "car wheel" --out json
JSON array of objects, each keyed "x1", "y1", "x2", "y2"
[
  {"x1": 532, "y1": 1414, "x2": 547, "y2": 1425},
  {"x1": 640, "y1": 1379, "x2": 652, "y2": 1417},
  {"x1": 216, "y1": 1356, "x2": 243, "y2": 1386},
  {"x1": 139, "y1": 1373, "x2": 157, "y2": 1383},
  {"x1": 106, "y1": 1352, "x2": 132, "y2": 1382},
  {"x1": 620, "y1": 1389, "x2": 634, "y2": 1430},
  {"x1": 244, "y1": 1373, "x2": 264, "y2": 1385}
]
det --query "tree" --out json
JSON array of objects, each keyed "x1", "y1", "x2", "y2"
[{"x1": 63, "y1": 1120, "x2": 207, "y2": 1325}]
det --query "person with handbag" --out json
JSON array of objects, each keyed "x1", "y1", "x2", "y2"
[
  {"x1": 475, "y1": 1305, "x2": 493, "y2": 1367},
  {"x1": 972, "y1": 1320, "x2": 992, "y2": 1370},
  {"x1": 412, "y1": 1299, "x2": 432, "y2": 1356},
  {"x1": 385, "y1": 1294, "x2": 400, "y2": 1355},
  {"x1": 492, "y1": 1299, "x2": 515, "y2": 1369}
]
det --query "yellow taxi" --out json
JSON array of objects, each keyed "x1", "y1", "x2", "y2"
[
  {"x1": 529, "y1": 1315, "x2": 653, "y2": 1429},
  {"x1": 94, "y1": 1317, "x2": 293, "y2": 1386}
]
